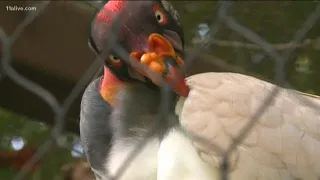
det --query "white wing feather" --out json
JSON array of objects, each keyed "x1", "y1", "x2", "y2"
[{"x1": 176, "y1": 72, "x2": 320, "y2": 180}]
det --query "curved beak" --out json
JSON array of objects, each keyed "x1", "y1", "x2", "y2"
[{"x1": 130, "y1": 33, "x2": 189, "y2": 97}]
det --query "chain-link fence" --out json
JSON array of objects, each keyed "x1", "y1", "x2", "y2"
[{"x1": 1, "y1": 1, "x2": 320, "y2": 180}]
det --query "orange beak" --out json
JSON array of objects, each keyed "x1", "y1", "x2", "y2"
[{"x1": 130, "y1": 33, "x2": 189, "y2": 97}]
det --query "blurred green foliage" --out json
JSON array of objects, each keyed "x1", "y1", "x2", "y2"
[
  {"x1": 0, "y1": 108, "x2": 76, "y2": 180},
  {"x1": 172, "y1": 1, "x2": 319, "y2": 94}
]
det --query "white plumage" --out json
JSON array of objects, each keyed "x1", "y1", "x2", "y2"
[
  {"x1": 106, "y1": 137, "x2": 159, "y2": 180},
  {"x1": 168, "y1": 72, "x2": 320, "y2": 180},
  {"x1": 158, "y1": 128, "x2": 219, "y2": 180},
  {"x1": 105, "y1": 72, "x2": 320, "y2": 180}
]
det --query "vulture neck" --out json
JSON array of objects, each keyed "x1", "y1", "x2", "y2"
[
  {"x1": 99, "y1": 67, "x2": 180, "y2": 179},
  {"x1": 100, "y1": 66, "x2": 179, "y2": 140}
]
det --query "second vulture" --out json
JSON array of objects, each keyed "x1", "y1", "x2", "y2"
[{"x1": 80, "y1": 1, "x2": 320, "y2": 180}]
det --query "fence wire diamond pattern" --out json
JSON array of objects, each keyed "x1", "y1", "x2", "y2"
[{"x1": 1, "y1": 1, "x2": 320, "y2": 180}]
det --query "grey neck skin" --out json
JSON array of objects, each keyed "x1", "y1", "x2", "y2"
[
  {"x1": 105, "y1": 82, "x2": 180, "y2": 180},
  {"x1": 110, "y1": 83, "x2": 179, "y2": 143}
]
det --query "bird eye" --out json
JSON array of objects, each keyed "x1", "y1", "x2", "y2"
[
  {"x1": 108, "y1": 55, "x2": 123, "y2": 67},
  {"x1": 153, "y1": 4, "x2": 167, "y2": 25},
  {"x1": 109, "y1": 55, "x2": 121, "y2": 62}
]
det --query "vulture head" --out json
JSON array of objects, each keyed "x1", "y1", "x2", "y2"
[{"x1": 89, "y1": 0, "x2": 189, "y2": 105}]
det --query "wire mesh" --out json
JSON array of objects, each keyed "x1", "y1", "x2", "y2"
[{"x1": 0, "y1": 1, "x2": 320, "y2": 180}]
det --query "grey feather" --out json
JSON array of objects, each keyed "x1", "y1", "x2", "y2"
[
  {"x1": 80, "y1": 77, "x2": 112, "y2": 177},
  {"x1": 80, "y1": 77, "x2": 180, "y2": 180}
]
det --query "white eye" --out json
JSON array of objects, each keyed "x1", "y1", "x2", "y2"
[
  {"x1": 155, "y1": 10, "x2": 166, "y2": 24},
  {"x1": 109, "y1": 55, "x2": 121, "y2": 63}
]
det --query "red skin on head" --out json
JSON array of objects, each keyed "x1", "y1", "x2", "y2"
[
  {"x1": 96, "y1": 0, "x2": 190, "y2": 100},
  {"x1": 97, "y1": 0, "x2": 127, "y2": 23},
  {"x1": 96, "y1": 0, "x2": 129, "y2": 105}
]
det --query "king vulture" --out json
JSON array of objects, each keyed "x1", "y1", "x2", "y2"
[{"x1": 79, "y1": 0, "x2": 320, "y2": 180}]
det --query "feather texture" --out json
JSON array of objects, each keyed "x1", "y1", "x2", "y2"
[
  {"x1": 80, "y1": 78, "x2": 113, "y2": 179},
  {"x1": 176, "y1": 72, "x2": 320, "y2": 180}
]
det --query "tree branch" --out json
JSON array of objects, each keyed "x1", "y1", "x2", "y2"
[
  {"x1": 185, "y1": 47, "x2": 267, "y2": 81},
  {"x1": 192, "y1": 37, "x2": 320, "y2": 51}
]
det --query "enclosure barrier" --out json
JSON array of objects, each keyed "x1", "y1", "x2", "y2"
[{"x1": 1, "y1": 1, "x2": 320, "y2": 180}]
